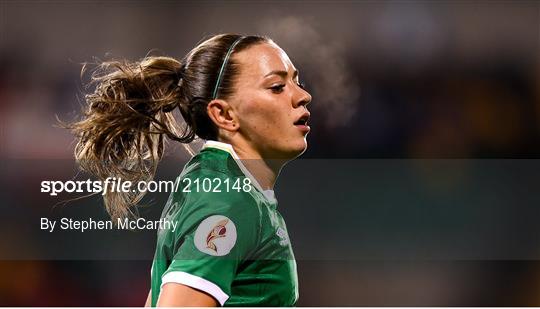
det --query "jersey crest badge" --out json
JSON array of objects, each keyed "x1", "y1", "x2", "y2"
[{"x1": 194, "y1": 215, "x2": 237, "y2": 256}]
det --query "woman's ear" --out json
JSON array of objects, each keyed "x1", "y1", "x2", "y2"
[{"x1": 207, "y1": 99, "x2": 239, "y2": 132}]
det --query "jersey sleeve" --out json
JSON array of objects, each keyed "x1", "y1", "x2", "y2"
[{"x1": 160, "y1": 176, "x2": 261, "y2": 306}]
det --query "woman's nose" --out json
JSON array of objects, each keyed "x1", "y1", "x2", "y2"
[{"x1": 294, "y1": 86, "x2": 312, "y2": 108}]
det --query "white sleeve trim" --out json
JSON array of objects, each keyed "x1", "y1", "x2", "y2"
[{"x1": 160, "y1": 271, "x2": 229, "y2": 306}]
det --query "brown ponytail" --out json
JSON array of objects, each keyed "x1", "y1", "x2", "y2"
[
  {"x1": 66, "y1": 34, "x2": 269, "y2": 220},
  {"x1": 68, "y1": 57, "x2": 191, "y2": 220}
]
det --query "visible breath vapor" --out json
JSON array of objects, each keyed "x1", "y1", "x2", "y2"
[{"x1": 257, "y1": 16, "x2": 360, "y2": 127}]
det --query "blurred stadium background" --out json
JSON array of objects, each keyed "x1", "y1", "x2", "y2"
[{"x1": 1, "y1": 0, "x2": 540, "y2": 306}]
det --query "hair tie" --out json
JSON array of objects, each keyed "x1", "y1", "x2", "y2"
[
  {"x1": 176, "y1": 63, "x2": 186, "y2": 87},
  {"x1": 212, "y1": 36, "x2": 244, "y2": 100}
]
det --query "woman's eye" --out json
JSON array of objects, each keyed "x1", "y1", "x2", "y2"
[{"x1": 270, "y1": 84, "x2": 285, "y2": 93}]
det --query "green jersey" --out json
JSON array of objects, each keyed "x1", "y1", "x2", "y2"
[{"x1": 150, "y1": 141, "x2": 298, "y2": 306}]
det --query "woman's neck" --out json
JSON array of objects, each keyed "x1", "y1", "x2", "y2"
[{"x1": 227, "y1": 142, "x2": 282, "y2": 191}]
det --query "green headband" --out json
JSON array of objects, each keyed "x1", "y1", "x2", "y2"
[{"x1": 212, "y1": 36, "x2": 245, "y2": 100}]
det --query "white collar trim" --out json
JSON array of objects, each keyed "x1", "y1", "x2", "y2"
[{"x1": 202, "y1": 140, "x2": 276, "y2": 202}]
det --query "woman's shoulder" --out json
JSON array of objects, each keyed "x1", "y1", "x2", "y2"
[
  {"x1": 163, "y1": 175, "x2": 262, "y2": 242},
  {"x1": 163, "y1": 148, "x2": 264, "y2": 224},
  {"x1": 167, "y1": 168, "x2": 260, "y2": 220}
]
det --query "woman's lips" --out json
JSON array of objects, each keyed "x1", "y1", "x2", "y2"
[
  {"x1": 294, "y1": 111, "x2": 311, "y2": 133},
  {"x1": 295, "y1": 123, "x2": 310, "y2": 133}
]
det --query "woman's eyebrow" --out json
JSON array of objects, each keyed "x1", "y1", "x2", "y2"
[{"x1": 264, "y1": 69, "x2": 299, "y2": 78}]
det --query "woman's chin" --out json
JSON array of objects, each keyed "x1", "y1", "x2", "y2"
[
  {"x1": 263, "y1": 139, "x2": 308, "y2": 160},
  {"x1": 283, "y1": 140, "x2": 308, "y2": 159},
  {"x1": 296, "y1": 140, "x2": 308, "y2": 156}
]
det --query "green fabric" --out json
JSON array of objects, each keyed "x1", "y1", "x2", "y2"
[{"x1": 151, "y1": 146, "x2": 298, "y2": 306}]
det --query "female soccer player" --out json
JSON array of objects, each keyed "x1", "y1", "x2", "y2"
[{"x1": 68, "y1": 34, "x2": 312, "y2": 306}]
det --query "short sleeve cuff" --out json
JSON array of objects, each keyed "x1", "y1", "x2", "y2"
[{"x1": 161, "y1": 271, "x2": 229, "y2": 306}]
